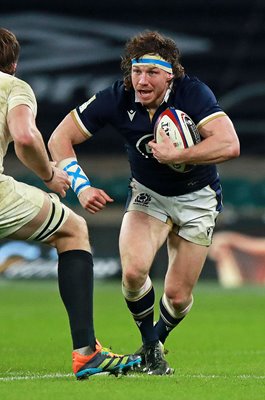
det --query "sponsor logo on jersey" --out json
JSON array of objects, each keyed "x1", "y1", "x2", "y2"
[{"x1": 127, "y1": 110, "x2": 136, "y2": 121}]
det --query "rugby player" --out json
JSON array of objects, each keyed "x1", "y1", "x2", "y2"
[
  {"x1": 0, "y1": 27, "x2": 141, "y2": 379},
  {"x1": 49, "y1": 30, "x2": 240, "y2": 375}
]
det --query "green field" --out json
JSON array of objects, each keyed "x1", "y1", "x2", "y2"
[{"x1": 0, "y1": 279, "x2": 264, "y2": 400}]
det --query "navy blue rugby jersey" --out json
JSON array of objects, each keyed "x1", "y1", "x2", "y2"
[{"x1": 72, "y1": 75, "x2": 226, "y2": 196}]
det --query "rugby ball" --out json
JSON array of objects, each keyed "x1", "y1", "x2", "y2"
[{"x1": 154, "y1": 107, "x2": 201, "y2": 173}]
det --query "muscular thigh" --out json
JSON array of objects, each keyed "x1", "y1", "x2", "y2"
[
  {"x1": 0, "y1": 177, "x2": 45, "y2": 239},
  {"x1": 0, "y1": 176, "x2": 69, "y2": 243},
  {"x1": 119, "y1": 210, "x2": 170, "y2": 272},
  {"x1": 0, "y1": 176, "x2": 90, "y2": 254},
  {"x1": 17, "y1": 199, "x2": 89, "y2": 253}
]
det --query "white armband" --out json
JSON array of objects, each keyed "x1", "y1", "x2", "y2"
[{"x1": 58, "y1": 157, "x2": 91, "y2": 196}]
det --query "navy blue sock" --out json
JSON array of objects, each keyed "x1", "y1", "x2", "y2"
[
  {"x1": 125, "y1": 285, "x2": 159, "y2": 345},
  {"x1": 58, "y1": 250, "x2": 96, "y2": 350},
  {"x1": 155, "y1": 296, "x2": 184, "y2": 344}
]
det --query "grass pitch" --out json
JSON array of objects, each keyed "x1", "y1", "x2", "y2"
[{"x1": 0, "y1": 279, "x2": 264, "y2": 400}]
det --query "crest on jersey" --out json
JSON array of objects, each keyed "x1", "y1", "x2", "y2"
[{"x1": 136, "y1": 134, "x2": 154, "y2": 158}]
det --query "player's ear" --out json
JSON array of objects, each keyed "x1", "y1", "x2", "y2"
[
  {"x1": 166, "y1": 73, "x2": 174, "y2": 82},
  {"x1": 11, "y1": 63, "x2": 17, "y2": 75}
]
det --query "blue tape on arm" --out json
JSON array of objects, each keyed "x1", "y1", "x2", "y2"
[{"x1": 63, "y1": 160, "x2": 91, "y2": 196}]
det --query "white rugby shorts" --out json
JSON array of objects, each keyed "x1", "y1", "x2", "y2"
[
  {"x1": 126, "y1": 178, "x2": 222, "y2": 246},
  {"x1": 0, "y1": 175, "x2": 68, "y2": 241}
]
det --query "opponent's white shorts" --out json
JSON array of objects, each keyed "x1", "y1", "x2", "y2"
[
  {"x1": 0, "y1": 175, "x2": 69, "y2": 241},
  {"x1": 126, "y1": 178, "x2": 222, "y2": 246}
]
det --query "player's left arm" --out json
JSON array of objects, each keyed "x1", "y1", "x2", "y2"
[
  {"x1": 190, "y1": 115, "x2": 240, "y2": 164},
  {"x1": 149, "y1": 115, "x2": 240, "y2": 165}
]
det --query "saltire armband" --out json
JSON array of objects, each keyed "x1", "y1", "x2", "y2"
[{"x1": 57, "y1": 157, "x2": 91, "y2": 197}]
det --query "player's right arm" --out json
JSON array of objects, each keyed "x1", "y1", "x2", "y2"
[{"x1": 48, "y1": 113, "x2": 113, "y2": 213}]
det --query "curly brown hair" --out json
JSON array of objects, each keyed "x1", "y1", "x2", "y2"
[
  {"x1": 0, "y1": 28, "x2": 20, "y2": 75},
  {"x1": 121, "y1": 30, "x2": 184, "y2": 90}
]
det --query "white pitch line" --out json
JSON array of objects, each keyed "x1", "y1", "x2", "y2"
[
  {"x1": 0, "y1": 373, "x2": 265, "y2": 382},
  {"x1": 0, "y1": 373, "x2": 73, "y2": 381},
  {"x1": 177, "y1": 374, "x2": 265, "y2": 380}
]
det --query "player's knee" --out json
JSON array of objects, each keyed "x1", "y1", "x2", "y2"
[
  {"x1": 57, "y1": 212, "x2": 89, "y2": 244},
  {"x1": 165, "y1": 289, "x2": 194, "y2": 316},
  {"x1": 72, "y1": 214, "x2": 88, "y2": 239},
  {"x1": 74, "y1": 213, "x2": 86, "y2": 226},
  {"x1": 122, "y1": 265, "x2": 147, "y2": 288},
  {"x1": 50, "y1": 213, "x2": 90, "y2": 252}
]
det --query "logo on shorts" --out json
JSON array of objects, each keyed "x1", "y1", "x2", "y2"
[
  {"x1": 207, "y1": 227, "x2": 213, "y2": 237},
  {"x1": 133, "y1": 193, "x2": 151, "y2": 207}
]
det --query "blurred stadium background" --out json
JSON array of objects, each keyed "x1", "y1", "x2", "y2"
[{"x1": 1, "y1": 0, "x2": 265, "y2": 282}]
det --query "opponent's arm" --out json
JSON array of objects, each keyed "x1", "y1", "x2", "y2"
[
  {"x1": 7, "y1": 104, "x2": 70, "y2": 197},
  {"x1": 48, "y1": 113, "x2": 113, "y2": 213}
]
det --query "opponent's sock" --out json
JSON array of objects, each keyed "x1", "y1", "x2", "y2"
[
  {"x1": 58, "y1": 250, "x2": 96, "y2": 351},
  {"x1": 122, "y1": 276, "x2": 158, "y2": 344},
  {"x1": 155, "y1": 293, "x2": 193, "y2": 344}
]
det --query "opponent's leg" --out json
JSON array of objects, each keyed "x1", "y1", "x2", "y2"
[
  {"x1": 10, "y1": 194, "x2": 141, "y2": 378},
  {"x1": 47, "y1": 208, "x2": 141, "y2": 378},
  {"x1": 11, "y1": 197, "x2": 95, "y2": 364}
]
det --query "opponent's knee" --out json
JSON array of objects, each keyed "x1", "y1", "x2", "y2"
[
  {"x1": 77, "y1": 215, "x2": 89, "y2": 237},
  {"x1": 70, "y1": 213, "x2": 89, "y2": 239},
  {"x1": 51, "y1": 213, "x2": 89, "y2": 251}
]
